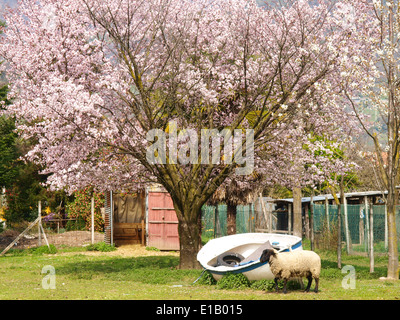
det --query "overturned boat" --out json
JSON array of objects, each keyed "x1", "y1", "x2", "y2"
[{"x1": 197, "y1": 233, "x2": 302, "y2": 281}]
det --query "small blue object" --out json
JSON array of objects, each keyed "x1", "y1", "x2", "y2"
[
  {"x1": 272, "y1": 241, "x2": 279, "y2": 246},
  {"x1": 234, "y1": 260, "x2": 255, "y2": 267}
]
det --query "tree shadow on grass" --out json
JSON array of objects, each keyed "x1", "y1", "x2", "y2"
[
  {"x1": 321, "y1": 258, "x2": 387, "y2": 280},
  {"x1": 55, "y1": 255, "x2": 201, "y2": 284}
]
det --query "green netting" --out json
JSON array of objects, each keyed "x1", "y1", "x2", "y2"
[
  {"x1": 202, "y1": 202, "x2": 400, "y2": 255},
  {"x1": 201, "y1": 204, "x2": 255, "y2": 240},
  {"x1": 312, "y1": 204, "x2": 400, "y2": 253}
]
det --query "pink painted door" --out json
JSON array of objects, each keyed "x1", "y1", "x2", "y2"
[{"x1": 147, "y1": 191, "x2": 180, "y2": 250}]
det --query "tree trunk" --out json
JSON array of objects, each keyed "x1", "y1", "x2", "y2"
[
  {"x1": 177, "y1": 215, "x2": 202, "y2": 269},
  {"x1": 227, "y1": 202, "x2": 237, "y2": 235},
  {"x1": 386, "y1": 191, "x2": 399, "y2": 279},
  {"x1": 293, "y1": 187, "x2": 302, "y2": 238},
  {"x1": 338, "y1": 176, "x2": 344, "y2": 269},
  {"x1": 385, "y1": 0, "x2": 399, "y2": 280}
]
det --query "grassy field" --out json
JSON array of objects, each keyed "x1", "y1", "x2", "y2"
[{"x1": 0, "y1": 244, "x2": 400, "y2": 300}]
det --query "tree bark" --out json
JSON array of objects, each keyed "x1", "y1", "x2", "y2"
[
  {"x1": 226, "y1": 202, "x2": 237, "y2": 235},
  {"x1": 293, "y1": 187, "x2": 302, "y2": 238},
  {"x1": 386, "y1": 190, "x2": 399, "y2": 279},
  {"x1": 385, "y1": 0, "x2": 399, "y2": 280},
  {"x1": 177, "y1": 213, "x2": 202, "y2": 269}
]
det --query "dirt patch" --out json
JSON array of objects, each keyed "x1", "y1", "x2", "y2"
[
  {"x1": 0, "y1": 230, "x2": 104, "y2": 250},
  {"x1": 62, "y1": 244, "x2": 180, "y2": 257},
  {"x1": 0, "y1": 230, "x2": 179, "y2": 257}
]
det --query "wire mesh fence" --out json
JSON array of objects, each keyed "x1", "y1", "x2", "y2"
[
  {"x1": 201, "y1": 204, "x2": 256, "y2": 240},
  {"x1": 201, "y1": 201, "x2": 400, "y2": 257},
  {"x1": 312, "y1": 204, "x2": 400, "y2": 254}
]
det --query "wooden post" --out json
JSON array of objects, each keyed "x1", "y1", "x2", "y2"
[
  {"x1": 259, "y1": 194, "x2": 269, "y2": 232},
  {"x1": 343, "y1": 196, "x2": 351, "y2": 254},
  {"x1": 141, "y1": 219, "x2": 145, "y2": 246},
  {"x1": 91, "y1": 196, "x2": 95, "y2": 244},
  {"x1": 304, "y1": 203, "x2": 310, "y2": 239},
  {"x1": 359, "y1": 205, "x2": 365, "y2": 245},
  {"x1": 39, "y1": 223, "x2": 50, "y2": 249},
  {"x1": 325, "y1": 196, "x2": 330, "y2": 230},
  {"x1": 365, "y1": 196, "x2": 370, "y2": 255},
  {"x1": 288, "y1": 203, "x2": 292, "y2": 235},
  {"x1": 110, "y1": 190, "x2": 114, "y2": 246},
  {"x1": 38, "y1": 201, "x2": 42, "y2": 247},
  {"x1": 0, "y1": 217, "x2": 41, "y2": 256},
  {"x1": 370, "y1": 205, "x2": 374, "y2": 273},
  {"x1": 293, "y1": 187, "x2": 302, "y2": 238},
  {"x1": 214, "y1": 206, "x2": 218, "y2": 239},
  {"x1": 384, "y1": 204, "x2": 388, "y2": 251},
  {"x1": 310, "y1": 192, "x2": 314, "y2": 251}
]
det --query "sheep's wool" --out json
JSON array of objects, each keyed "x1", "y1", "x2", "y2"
[{"x1": 269, "y1": 250, "x2": 321, "y2": 280}]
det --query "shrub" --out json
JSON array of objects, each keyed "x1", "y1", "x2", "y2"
[
  {"x1": 250, "y1": 279, "x2": 277, "y2": 291},
  {"x1": 216, "y1": 272, "x2": 250, "y2": 290},
  {"x1": 250, "y1": 278, "x2": 303, "y2": 291},
  {"x1": 30, "y1": 244, "x2": 57, "y2": 255},
  {"x1": 86, "y1": 241, "x2": 116, "y2": 252},
  {"x1": 66, "y1": 187, "x2": 104, "y2": 232},
  {"x1": 195, "y1": 270, "x2": 217, "y2": 286}
]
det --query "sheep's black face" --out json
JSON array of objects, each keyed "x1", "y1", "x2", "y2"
[{"x1": 260, "y1": 249, "x2": 275, "y2": 263}]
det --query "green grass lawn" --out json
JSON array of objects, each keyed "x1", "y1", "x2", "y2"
[{"x1": 0, "y1": 246, "x2": 400, "y2": 300}]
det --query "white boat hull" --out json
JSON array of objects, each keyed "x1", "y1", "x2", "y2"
[{"x1": 197, "y1": 233, "x2": 302, "y2": 281}]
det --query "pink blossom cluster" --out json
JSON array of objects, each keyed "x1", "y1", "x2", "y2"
[{"x1": 0, "y1": 0, "x2": 377, "y2": 194}]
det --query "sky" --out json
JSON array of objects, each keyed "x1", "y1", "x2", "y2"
[
  {"x1": 0, "y1": 0, "x2": 17, "y2": 9},
  {"x1": 0, "y1": 0, "x2": 17, "y2": 18}
]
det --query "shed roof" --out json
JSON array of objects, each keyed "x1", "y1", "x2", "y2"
[{"x1": 277, "y1": 190, "x2": 387, "y2": 203}]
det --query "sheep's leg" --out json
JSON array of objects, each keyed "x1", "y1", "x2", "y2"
[
  {"x1": 274, "y1": 278, "x2": 279, "y2": 292},
  {"x1": 282, "y1": 279, "x2": 288, "y2": 294},
  {"x1": 304, "y1": 275, "x2": 312, "y2": 292},
  {"x1": 314, "y1": 278, "x2": 319, "y2": 293}
]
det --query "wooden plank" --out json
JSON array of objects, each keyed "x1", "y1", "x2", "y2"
[
  {"x1": 0, "y1": 217, "x2": 41, "y2": 256},
  {"x1": 39, "y1": 223, "x2": 50, "y2": 249},
  {"x1": 141, "y1": 219, "x2": 145, "y2": 246}
]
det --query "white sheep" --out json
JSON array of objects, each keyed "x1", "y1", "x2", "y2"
[{"x1": 259, "y1": 249, "x2": 321, "y2": 294}]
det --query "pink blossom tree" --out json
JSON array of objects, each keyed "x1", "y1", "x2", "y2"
[
  {"x1": 1, "y1": 0, "x2": 368, "y2": 268},
  {"x1": 343, "y1": 0, "x2": 400, "y2": 279}
]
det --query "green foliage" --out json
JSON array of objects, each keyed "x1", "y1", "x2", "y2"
[
  {"x1": 145, "y1": 246, "x2": 161, "y2": 252},
  {"x1": 86, "y1": 241, "x2": 116, "y2": 252},
  {"x1": 250, "y1": 279, "x2": 277, "y2": 291},
  {"x1": 0, "y1": 115, "x2": 18, "y2": 188},
  {"x1": 7, "y1": 244, "x2": 58, "y2": 256},
  {"x1": 216, "y1": 272, "x2": 250, "y2": 290},
  {"x1": 31, "y1": 244, "x2": 57, "y2": 255},
  {"x1": 66, "y1": 187, "x2": 105, "y2": 232},
  {"x1": 195, "y1": 270, "x2": 217, "y2": 286},
  {"x1": 66, "y1": 215, "x2": 86, "y2": 231}
]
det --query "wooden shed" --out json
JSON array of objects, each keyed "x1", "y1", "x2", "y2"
[
  {"x1": 104, "y1": 190, "x2": 146, "y2": 246},
  {"x1": 104, "y1": 185, "x2": 180, "y2": 250}
]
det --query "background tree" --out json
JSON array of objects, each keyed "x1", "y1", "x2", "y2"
[
  {"x1": 345, "y1": 0, "x2": 400, "y2": 279},
  {"x1": 1, "y1": 0, "x2": 370, "y2": 268}
]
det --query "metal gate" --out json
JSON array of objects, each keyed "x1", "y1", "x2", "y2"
[{"x1": 146, "y1": 190, "x2": 180, "y2": 250}]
